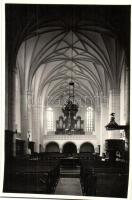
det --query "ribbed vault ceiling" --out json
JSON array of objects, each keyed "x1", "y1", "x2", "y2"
[{"x1": 15, "y1": 5, "x2": 128, "y2": 107}]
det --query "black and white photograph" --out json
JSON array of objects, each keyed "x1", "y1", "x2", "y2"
[{"x1": 0, "y1": 2, "x2": 131, "y2": 200}]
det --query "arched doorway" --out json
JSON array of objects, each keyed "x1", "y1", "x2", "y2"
[
  {"x1": 80, "y1": 142, "x2": 94, "y2": 153},
  {"x1": 62, "y1": 142, "x2": 77, "y2": 156},
  {"x1": 45, "y1": 142, "x2": 60, "y2": 152}
]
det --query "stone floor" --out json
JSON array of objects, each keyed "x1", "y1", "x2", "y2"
[
  {"x1": 60, "y1": 166, "x2": 80, "y2": 178},
  {"x1": 55, "y1": 178, "x2": 82, "y2": 196}
]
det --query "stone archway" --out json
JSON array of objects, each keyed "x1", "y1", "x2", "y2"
[
  {"x1": 45, "y1": 142, "x2": 60, "y2": 152},
  {"x1": 80, "y1": 142, "x2": 94, "y2": 153},
  {"x1": 62, "y1": 142, "x2": 77, "y2": 156}
]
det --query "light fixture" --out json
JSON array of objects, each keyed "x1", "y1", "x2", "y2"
[
  {"x1": 62, "y1": 81, "x2": 78, "y2": 118},
  {"x1": 62, "y1": 27, "x2": 78, "y2": 122}
]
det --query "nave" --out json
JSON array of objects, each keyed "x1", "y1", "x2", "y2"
[{"x1": 3, "y1": 151, "x2": 128, "y2": 198}]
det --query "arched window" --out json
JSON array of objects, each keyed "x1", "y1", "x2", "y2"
[
  {"x1": 86, "y1": 107, "x2": 94, "y2": 132},
  {"x1": 47, "y1": 107, "x2": 53, "y2": 131}
]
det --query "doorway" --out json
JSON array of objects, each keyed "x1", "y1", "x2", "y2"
[{"x1": 62, "y1": 142, "x2": 77, "y2": 156}]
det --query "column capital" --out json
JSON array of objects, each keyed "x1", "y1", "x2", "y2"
[
  {"x1": 125, "y1": 66, "x2": 130, "y2": 72},
  {"x1": 21, "y1": 90, "x2": 32, "y2": 96},
  {"x1": 32, "y1": 104, "x2": 39, "y2": 108},
  {"x1": 94, "y1": 95, "x2": 100, "y2": 101},
  {"x1": 100, "y1": 96, "x2": 108, "y2": 103},
  {"x1": 94, "y1": 96, "x2": 100, "y2": 112},
  {"x1": 27, "y1": 90, "x2": 32, "y2": 96},
  {"x1": 109, "y1": 88, "x2": 120, "y2": 95}
]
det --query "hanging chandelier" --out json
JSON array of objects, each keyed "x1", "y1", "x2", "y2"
[
  {"x1": 62, "y1": 81, "x2": 78, "y2": 118},
  {"x1": 62, "y1": 26, "x2": 79, "y2": 118}
]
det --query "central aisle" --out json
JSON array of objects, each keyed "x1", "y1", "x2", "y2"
[{"x1": 55, "y1": 178, "x2": 82, "y2": 196}]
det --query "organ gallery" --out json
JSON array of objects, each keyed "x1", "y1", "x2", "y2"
[{"x1": 3, "y1": 3, "x2": 130, "y2": 198}]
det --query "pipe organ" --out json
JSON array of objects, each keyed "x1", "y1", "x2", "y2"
[{"x1": 55, "y1": 115, "x2": 84, "y2": 135}]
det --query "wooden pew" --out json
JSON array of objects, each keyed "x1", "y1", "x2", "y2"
[
  {"x1": 4, "y1": 172, "x2": 49, "y2": 193},
  {"x1": 3, "y1": 159, "x2": 60, "y2": 194},
  {"x1": 80, "y1": 160, "x2": 129, "y2": 197}
]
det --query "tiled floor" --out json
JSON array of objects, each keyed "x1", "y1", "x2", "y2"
[{"x1": 55, "y1": 178, "x2": 82, "y2": 196}]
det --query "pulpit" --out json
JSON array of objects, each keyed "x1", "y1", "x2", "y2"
[
  {"x1": 28, "y1": 141, "x2": 35, "y2": 154},
  {"x1": 105, "y1": 139, "x2": 125, "y2": 161}
]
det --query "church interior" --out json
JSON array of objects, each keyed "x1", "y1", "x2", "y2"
[{"x1": 3, "y1": 4, "x2": 130, "y2": 198}]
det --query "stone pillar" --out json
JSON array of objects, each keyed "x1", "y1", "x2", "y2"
[
  {"x1": 32, "y1": 104, "x2": 41, "y2": 153},
  {"x1": 108, "y1": 88, "x2": 120, "y2": 139},
  {"x1": 94, "y1": 96, "x2": 101, "y2": 142},
  {"x1": 100, "y1": 96, "x2": 108, "y2": 156},
  {"x1": 12, "y1": 131, "x2": 17, "y2": 157},
  {"x1": 7, "y1": 68, "x2": 16, "y2": 131},
  {"x1": 95, "y1": 110, "x2": 101, "y2": 142},
  {"x1": 42, "y1": 143, "x2": 46, "y2": 152},
  {"x1": 77, "y1": 148, "x2": 80, "y2": 154},
  {"x1": 43, "y1": 107, "x2": 47, "y2": 135},
  {"x1": 120, "y1": 65, "x2": 125, "y2": 125},
  {"x1": 40, "y1": 105, "x2": 44, "y2": 135},
  {"x1": 59, "y1": 143, "x2": 63, "y2": 153},
  {"x1": 21, "y1": 92, "x2": 28, "y2": 154},
  {"x1": 124, "y1": 67, "x2": 130, "y2": 125},
  {"x1": 60, "y1": 148, "x2": 62, "y2": 153},
  {"x1": 124, "y1": 66, "x2": 130, "y2": 153},
  {"x1": 12, "y1": 71, "x2": 17, "y2": 156},
  {"x1": 27, "y1": 91, "x2": 32, "y2": 141}
]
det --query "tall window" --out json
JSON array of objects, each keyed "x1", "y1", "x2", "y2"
[
  {"x1": 86, "y1": 107, "x2": 94, "y2": 132},
  {"x1": 47, "y1": 107, "x2": 53, "y2": 131}
]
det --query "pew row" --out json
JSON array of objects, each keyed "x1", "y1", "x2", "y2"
[
  {"x1": 3, "y1": 159, "x2": 60, "y2": 194},
  {"x1": 80, "y1": 160, "x2": 129, "y2": 198}
]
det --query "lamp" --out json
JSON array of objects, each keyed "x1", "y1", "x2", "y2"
[
  {"x1": 62, "y1": 80, "x2": 79, "y2": 133},
  {"x1": 62, "y1": 27, "x2": 78, "y2": 120},
  {"x1": 62, "y1": 81, "x2": 78, "y2": 117}
]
